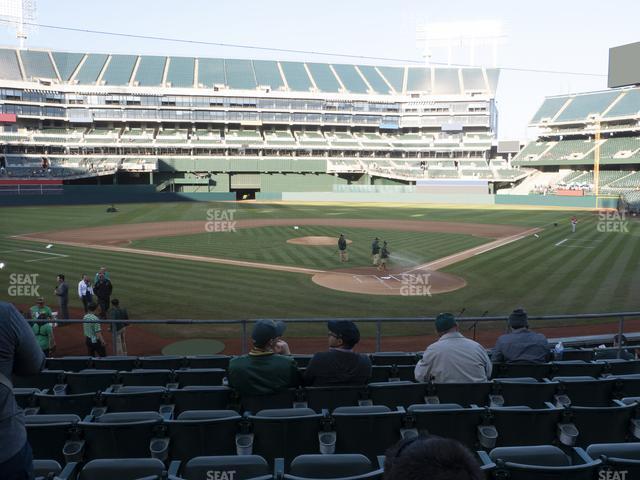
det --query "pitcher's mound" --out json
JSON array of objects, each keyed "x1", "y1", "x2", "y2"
[
  {"x1": 288, "y1": 236, "x2": 353, "y2": 246},
  {"x1": 312, "y1": 267, "x2": 466, "y2": 296}
]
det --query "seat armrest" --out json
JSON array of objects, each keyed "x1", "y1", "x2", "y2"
[
  {"x1": 55, "y1": 461, "x2": 80, "y2": 480},
  {"x1": 168, "y1": 460, "x2": 181, "y2": 476}
]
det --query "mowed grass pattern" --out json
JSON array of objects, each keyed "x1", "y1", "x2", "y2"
[
  {"x1": 0, "y1": 203, "x2": 639, "y2": 331},
  {"x1": 131, "y1": 226, "x2": 489, "y2": 270}
]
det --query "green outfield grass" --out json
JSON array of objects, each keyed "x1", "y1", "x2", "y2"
[
  {"x1": 131, "y1": 226, "x2": 489, "y2": 270},
  {"x1": 1, "y1": 202, "x2": 639, "y2": 339}
]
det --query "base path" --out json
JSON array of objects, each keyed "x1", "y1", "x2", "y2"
[{"x1": 16, "y1": 219, "x2": 539, "y2": 296}]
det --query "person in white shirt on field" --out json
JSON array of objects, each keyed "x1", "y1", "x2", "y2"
[
  {"x1": 78, "y1": 274, "x2": 93, "y2": 313},
  {"x1": 415, "y1": 312, "x2": 492, "y2": 383}
]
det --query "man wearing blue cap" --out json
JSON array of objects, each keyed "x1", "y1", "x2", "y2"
[
  {"x1": 415, "y1": 312, "x2": 492, "y2": 383},
  {"x1": 304, "y1": 320, "x2": 371, "y2": 386},
  {"x1": 492, "y1": 308, "x2": 550, "y2": 363},
  {"x1": 228, "y1": 320, "x2": 299, "y2": 397}
]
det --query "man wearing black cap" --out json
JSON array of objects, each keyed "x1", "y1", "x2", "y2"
[
  {"x1": 338, "y1": 234, "x2": 348, "y2": 262},
  {"x1": 492, "y1": 308, "x2": 550, "y2": 363},
  {"x1": 228, "y1": 320, "x2": 299, "y2": 397},
  {"x1": 304, "y1": 320, "x2": 371, "y2": 386},
  {"x1": 415, "y1": 313, "x2": 492, "y2": 383}
]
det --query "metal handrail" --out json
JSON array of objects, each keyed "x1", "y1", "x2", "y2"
[{"x1": 49, "y1": 311, "x2": 640, "y2": 354}]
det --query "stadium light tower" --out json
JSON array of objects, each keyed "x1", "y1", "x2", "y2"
[
  {"x1": 416, "y1": 20, "x2": 505, "y2": 67},
  {"x1": 0, "y1": 0, "x2": 37, "y2": 48}
]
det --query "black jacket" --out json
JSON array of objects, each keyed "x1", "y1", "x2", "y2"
[{"x1": 304, "y1": 349, "x2": 371, "y2": 386}]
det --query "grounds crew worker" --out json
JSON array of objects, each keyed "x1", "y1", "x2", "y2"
[
  {"x1": 378, "y1": 241, "x2": 390, "y2": 272},
  {"x1": 338, "y1": 234, "x2": 348, "y2": 262},
  {"x1": 371, "y1": 237, "x2": 381, "y2": 266}
]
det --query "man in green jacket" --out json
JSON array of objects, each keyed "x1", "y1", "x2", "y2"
[{"x1": 228, "y1": 320, "x2": 299, "y2": 397}]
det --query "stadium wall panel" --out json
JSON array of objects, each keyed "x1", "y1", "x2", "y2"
[
  {"x1": 259, "y1": 173, "x2": 348, "y2": 192},
  {"x1": 280, "y1": 192, "x2": 495, "y2": 204},
  {"x1": 494, "y1": 195, "x2": 617, "y2": 208}
]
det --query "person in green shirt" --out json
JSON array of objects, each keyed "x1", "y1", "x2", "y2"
[
  {"x1": 109, "y1": 298, "x2": 129, "y2": 356},
  {"x1": 30, "y1": 297, "x2": 55, "y2": 356},
  {"x1": 30, "y1": 297, "x2": 53, "y2": 322},
  {"x1": 228, "y1": 320, "x2": 299, "y2": 398},
  {"x1": 83, "y1": 302, "x2": 106, "y2": 357}
]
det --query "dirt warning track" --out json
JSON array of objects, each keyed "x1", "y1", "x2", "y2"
[{"x1": 16, "y1": 219, "x2": 539, "y2": 296}]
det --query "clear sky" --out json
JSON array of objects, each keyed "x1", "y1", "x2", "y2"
[{"x1": 0, "y1": 0, "x2": 638, "y2": 140}]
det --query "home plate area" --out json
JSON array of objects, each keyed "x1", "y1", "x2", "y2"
[{"x1": 311, "y1": 267, "x2": 467, "y2": 296}]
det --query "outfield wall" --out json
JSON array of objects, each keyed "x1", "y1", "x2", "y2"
[{"x1": 0, "y1": 185, "x2": 618, "y2": 209}]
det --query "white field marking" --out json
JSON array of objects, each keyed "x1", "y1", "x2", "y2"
[
  {"x1": 560, "y1": 245, "x2": 596, "y2": 249},
  {"x1": 374, "y1": 276, "x2": 394, "y2": 289},
  {"x1": 326, "y1": 212, "x2": 347, "y2": 215},
  {"x1": 570, "y1": 238, "x2": 604, "y2": 243},
  {"x1": 19, "y1": 249, "x2": 68, "y2": 257},
  {"x1": 555, "y1": 238, "x2": 568, "y2": 247},
  {"x1": 389, "y1": 275, "x2": 403, "y2": 281},
  {"x1": 353, "y1": 275, "x2": 364, "y2": 283},
  {"x1": 410, "y1": 214, "x2": 424, "y2": 217},
  {"x1": 407, "y1": 226, "x2": 542, "y2": 273},
  {"x1": 25, "y1": 255, "x2": 69, "y2": 263},
  {"x1": 0, "y1": 249, "x2": 20, "y2": 254}
]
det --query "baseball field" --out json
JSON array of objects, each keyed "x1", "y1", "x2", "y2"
[{"x1": 1, "y1": 201, "x2": 639, "y2": 354}]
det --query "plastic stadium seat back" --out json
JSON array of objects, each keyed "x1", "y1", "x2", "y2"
[
  {"x1": 490, "y1": 407, "x2": 563, "y2": 447},
  {"x1": 614, "y1": 373, "x2": 640, "y2": 397},
  {"x1": 370, "y1": 352, "x2": 418, "y2": 366},
  {"x1": 490, "y1": 445, "x2": 572, "y2": 466},
  {"x1": 332, "y1": 406, "x2": 404, "y2": 461},
  {"x1": 290, "y1": 355, "x2": 313, "y2": 368},
  {"x1": 407, "y1": 404, "x2": 484, "y2": 449},
  {"x1": 120, "y1": 369, "x2": 173, "y2": 387},
  {"x1": 428, "y1": 382, "x2": 492, "y2": 407},
  {"x1": 304, "y1": 385, "x2": 368, "y2": 412},
  {"x1": 175, "y1": 368, "x2": 226, "y2": 388},
  {"x1": 13, "y1": 370, "x2": 64, "y2": 390},
  {"x1": 33, "y1": 460, "x2": 62, "y2": 480},
  {"x1": 586, "y1": 443, "x2": 640, "y2": 477},
  {"x1": 561, "y1": 349, "x2": 594, "y2": 362},
  {"x1": 26, "y1": 414, "x2": 81, "y2": 463},
  {"x1": 46, "y1": 356, "x2": 92, "y2": 372},
  {"x1": 487, "y1": 445, "x2": 601, "y2": 480},
  {"x1": 139, "y1": 355, "x2": 185, "y2": 370},
  {"x1": 368, "y1": 382, "x2": 427, "y2": 408},
  {"x1": 369, "y1": 366, "x2": 392, "y2": 383},
  {"x1": 568, "y1": 403, "x2": 636, "y2": 447},
  {"x1": 604, "y1": 359, "x2": 640, "y2": 376},
  {"x1": 186, "y1": 355, "x2": 231, "y2": 370},
  {"x1": 551, "y1": 361, "x2": 604, "y2": 378},
  {"x1": 494, "y1": 378, "x2": 559, "y2": 408},
  {"x1": 65, "y1": 370, "x2": 118, "y2": 394},
  {"x1": 79, "y1": 412, "x2": 164, "y2": 460},
  {"x1": 393, "y1": 365, "x2": 417, "y2": 381},
  {"x1": 492, "y1": 363, "x2": 552, "y2": 381},
  {"x1": 92, "y1": 356, "x2": 138, "y2": 371},
  {"x1": 287, "y1": 454, "x2": 379, "y2": 479},
  {"x1": 240, "y1": 389, "x2": 299, "y2": 414},
  {"x1": 13, "y1": 388, "x2": 40, "y2": 408},
  {"x1": 35, "y1": 392, "x2": 97, "y2": 416},
  {"x1": 249, "y1": 408, "x2": 324, "y2": 466},
  {"x1": 102, "y1": 387, "x2": 167, "y2": 412},
  {"x1": 171, "y1": 386, "x2": 233, "y2": 413},
  {"x1": 167, "y1": 411, "x2": 242, "y2": 462},
  {"x1": 78, "y1": 458, "x2": 166, "y2": 480},
  {"x1": 181, "y1": 455, "x2": 270, "y2": 480},
  {"x1": 554, "y1": 377, "x2": 616, "y2": 407}
]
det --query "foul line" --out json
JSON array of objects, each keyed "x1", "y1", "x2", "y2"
[
  {"x1": 555, "y1": 238, "x2": 568, "y2": 247},
  {"x1": 407, "y1": 226, "x2": 542, "y2": 273}
]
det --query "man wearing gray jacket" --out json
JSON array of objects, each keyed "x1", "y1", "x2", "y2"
[
  {"x1": 0, "y1": 302, "x2": 46, "y2": 479},
  {"x1": 415, "y1": 312, "x2": 492, "y2": 383}
]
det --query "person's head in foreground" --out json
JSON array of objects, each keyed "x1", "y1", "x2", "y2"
[
  {"x1": 327, "y1": 320, "x2": 360, "y2": 350},
  {"x1": 251, "y1": 319, "x2": 286, "y2": 351},
  {"x1": 384, "y1": 435, "x2": 483, "y2": 480},
  {"x1": 508, "y1": 308, "x2": 528, "y2": 330},
  {"x1": 435, "y1": 312, "x2": 458, "y2": 336}
]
